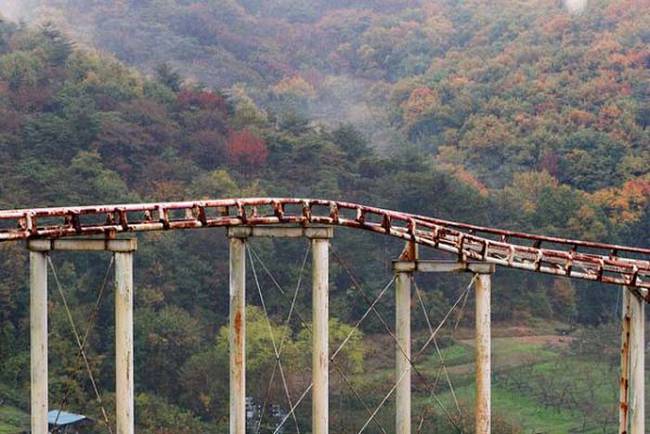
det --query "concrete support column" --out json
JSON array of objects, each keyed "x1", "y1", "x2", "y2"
[
  {"x1": 225, "y1": 226, "x2": 332, "y2": 434},
  {"x1": 392, "y1": 260, "x2": 494, "y2": 434},
  {"x1": 27, "y1": 238, "x2": 137, "y2": 434},
  {"x1": 30, "y1": 251, "x2": 48, "y2": 434},
  {"x1": 311, "y1": 237, "x2": 329, "y2": 434},
  {"x1": 620, "y1": 287, "x2": 645, "y2": 434},
  {"x1": 395, "y1": 271, "x2": 411, "y2": 434},
  {"x1": 115, "y1": 251, "x2": 134, "y2": 434},
  {"x1": 475, "y1": 273, "x2": 491, "y2": 434},
  {"x1": 229, "y1": 237, "x2": 246, "y2": 434}
]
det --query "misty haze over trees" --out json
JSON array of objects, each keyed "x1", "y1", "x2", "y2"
[{"x1": 0, "y1": 0, "x2": 648, "y2": 432}]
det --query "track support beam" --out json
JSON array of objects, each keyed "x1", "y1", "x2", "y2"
[
  {"x1": 392, "y1": 259, "x2": 494, "y2": 434},
  {"x1": 620, "y1": 286, "x2": 645, "y2": 434},
  {"x1": 226, "y1": 226, "x2": 333, "y2": 434},
  {"x1": 28, "y1": 238, "x2": 137, "y2": 434}
]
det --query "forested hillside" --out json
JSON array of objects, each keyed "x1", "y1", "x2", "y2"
[
  {"x1": 0, "y1": 0, "x2": 649, "y2": 432},
  {"x1": 17, "y1": 0, "x2": 650, "y2": 180},
  {"x1": 7, "y1": 0, "x2": 648, "y2": 312}
]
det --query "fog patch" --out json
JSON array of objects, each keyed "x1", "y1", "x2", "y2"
[
  {"x1": 0, "y1": 0, "x2": 26, "y2": 21},
  {"x1": 564, "y1": 0, "x2": 588, "y2": 14}
]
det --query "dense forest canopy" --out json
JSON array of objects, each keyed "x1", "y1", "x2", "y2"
[
  {"x1": 11, "y1": 0, "x2": 650, "y2": 182},
  {"x1": 0, "y1": 0, "x2": 648, "y2": 432}
]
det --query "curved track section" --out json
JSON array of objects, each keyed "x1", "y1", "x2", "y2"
[{"x1": 0, "y1": 198, "x2": 648, "y2": 292}]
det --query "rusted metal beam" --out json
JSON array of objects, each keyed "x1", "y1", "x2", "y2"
[
  {"x1": 620, "y1": 288, "x2": 630, "y2": 433},
  {"x1": 2, "y1": 198, "x2": 649, "y2": 291}
]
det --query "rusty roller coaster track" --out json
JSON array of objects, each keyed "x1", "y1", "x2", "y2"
[{"x1": 0, "y1": 198, "x2": 648, "y2": 294}]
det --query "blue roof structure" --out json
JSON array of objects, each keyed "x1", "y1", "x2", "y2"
[{"x1": 47, "y1": 410, "x2": 89, "y2": 426}]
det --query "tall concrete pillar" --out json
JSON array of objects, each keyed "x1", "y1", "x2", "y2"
[
  {"x1": 395, "y1": 271, "x2": 411, "y2": 434},
  {"x1": 225, "y1": 226, "x2": 332, "y2": 434},
  {"x1": 475, "y1": 273, "x2": 491, "y2": 434},
  {"x1": 311, "y1": 237, "x2": 329, "y2": 434},
  {"x1": 30, "y1": 251, "x2": 48, "y2": 434},
  {"x1": 620, "y1": 287, "x2": 645, "y2": 434},
  {"x1": 229, "y1": 237, "x2": 246, "y2": 434},
  {"x1": 27, "y1": 238, "x2": 138, "y2": 434},
  {"x1": 115, "y1": 251, "x2": 134, "y2": 434}
]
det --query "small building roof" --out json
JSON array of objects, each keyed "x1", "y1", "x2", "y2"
[{"x1": 47, "y1": 410, "x2": 89, "y2": 426}]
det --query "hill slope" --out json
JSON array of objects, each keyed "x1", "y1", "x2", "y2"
[{"x1": 13, "y1": 0, "x2": 650, "y2": 187}]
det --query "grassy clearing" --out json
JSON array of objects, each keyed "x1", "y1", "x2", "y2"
[
  {"x1": 356, "y1": 327, "x2": 626, "y2": 433},
  {"x1": 0, "y1": 405, "x2": 28, "y2": 434},
  {"x1": 415, "y1": 382, "x2": 584, "y2": 433},
  {"x1": 416, "y1": 334, "x2": 563, "y2": 380}
]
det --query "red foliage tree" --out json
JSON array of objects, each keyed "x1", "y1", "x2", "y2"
[
  {"x1": 176, "y1": 89, "x2": 227, "y2": 112},
  {"x1": 226, "y1": 129, "x2": 268, "y2": 172}
]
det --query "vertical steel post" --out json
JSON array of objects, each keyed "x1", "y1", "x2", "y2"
[
  {"x1": 312, "y1": 238, "x2": 329, "y2": 434},
  {"x1": 620, "y1": 287, "x2": 645, "y2": 434},
  {"x1": 229, "y1": 237, "x2": 246, "y2": 434},
  {"x1": 115, "y1": 251, "x2": 134, "y2": 434},
  {"x1": 395, "y1": 271, "x2": 411, "y2": 434},
  {"x1": 475, "y1": 273, "x2": 491, "y2": 434},
  {"x1": 30, "y1": 251, "x2": 48, "y2": 434}
]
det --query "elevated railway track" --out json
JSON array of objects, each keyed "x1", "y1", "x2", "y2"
[{"x1": 1, "y1": 197, "x2": 647, "y2": 434}]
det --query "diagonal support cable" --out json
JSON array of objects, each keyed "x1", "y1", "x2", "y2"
[
  {"x1": 249, "y1": 244, "x2": 312, "y2": 433},
  {"x1": 250, "y1": 244, "x2": 390, "y2": 434},
  {"x1": 48, "y1": 257, "x2": 114, "y2": 434},
  {"x1": 415, "y1": 277, "x2": 474, "y2": 433},
  {"x1": 249, "y1": 243, "x2": 310, "y2": 433},
  {"x1": 353, "y1": 280, "x2": 473, "y2": 433},
  {"x1": 330, "y1": 363, "x2": 389, "y2": 434},
  {"x1": 328, "y1": 276, "x2": 396, "y2": 434},
  {"x1": 413, "y1": 275, "x2": 477, "y2": 360},
  {"x1": 330, "y1": 276, "x2": 395, "y2": 361},
  {"x1": 331, "y1": 245, "x2": 470, "y2": 432},
  {"x1": 51, "y1": 255, "x2": 115, "y2": 427},
  {"x1": 413, "y1": 277, "x2": 461, "y2": 413},
  {"x1": 247, "y1": 244, "x2": 302, "y2": 434},
  {"x1": 272, "y1": 383, "x2": 313, "y2": 434}
]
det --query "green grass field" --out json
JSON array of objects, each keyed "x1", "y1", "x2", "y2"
[
  {"x1": 343, "y1": 327, "x2": 638, "y2": 433},
  {"x1": 414, "y1": 331, "x2": 636, "y2": 433},
  {"x1": 0, "y1": 405, "x2": 28, "y2": 434}
]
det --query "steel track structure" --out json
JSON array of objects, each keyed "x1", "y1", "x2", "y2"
[{"x1": 1, "y1": 197, "x2": 648, "y2": 293}]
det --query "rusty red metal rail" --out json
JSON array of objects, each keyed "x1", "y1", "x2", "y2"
[{"x1": 1, "y1": 198, "x2": 648, "y2": 294}]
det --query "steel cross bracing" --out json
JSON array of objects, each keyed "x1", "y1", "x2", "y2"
[{"x1": 1, "y1": 198, "x2": 649, "y2": 292}]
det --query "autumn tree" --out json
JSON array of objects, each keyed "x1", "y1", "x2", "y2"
[{"x1": 225, "y1": 128, "x2": 269, "y2": 173}]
